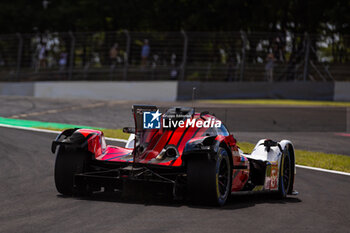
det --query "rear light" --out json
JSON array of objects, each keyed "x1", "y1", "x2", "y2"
[{"x1": 165, "y1": 147, "x2": 177, "y2": 157}]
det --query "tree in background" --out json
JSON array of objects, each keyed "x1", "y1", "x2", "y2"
[{"x1": 0, "y1": 0, "x2": 348, "y2": 34}]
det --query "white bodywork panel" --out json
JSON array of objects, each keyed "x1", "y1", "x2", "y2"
[
  {"x1": 125, "y1": 134, "x2": 135, "y2": 149},
  {"x1": 239, "y1": 139, "x2": 294, "y2": 191},
  {"x1": 241, "y1": 139, "x2": 293, "y2": 163}
]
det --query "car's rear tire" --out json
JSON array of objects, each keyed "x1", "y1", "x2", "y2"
[
  {"x1": 187, "y1": 147, "x2": 232, "y2": 206},
  {"x1": 54, "y1": 145, "x2": 89, "y2": 196},
  {"x1": 277, "y1": 144, "x2": 293, "y2": 198}
]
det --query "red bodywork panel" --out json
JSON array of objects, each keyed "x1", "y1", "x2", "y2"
[{"x1": 76, "y1": 113, "x2": 250, "y2": 192}]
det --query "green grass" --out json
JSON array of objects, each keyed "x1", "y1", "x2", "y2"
[
  {"x1": 202, "y1": 99, "x2": 350, "y2": 107},
  {"x1": 41, "y1": 127, "x2": 350, "y2": 173},
  {"x1": 295, "y1": 150, "x2": 350, "y2": 172},
  {"x1": 102, "y1": 128, "x2": 130, "y2": 140},
  {"x1": 237, "y1": 142, "x2": 256, "y2": 152},
  {"x1": 238, "y1": 142, "x2": 350, "y2": 173}
]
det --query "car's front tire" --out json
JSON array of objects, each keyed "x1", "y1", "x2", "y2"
[
  {"x1": 278, "y1": 144, "x2": 293, "y2": 198},
  {"x1": 187, "y1": 147, "x2": 232, "y2": 206}
]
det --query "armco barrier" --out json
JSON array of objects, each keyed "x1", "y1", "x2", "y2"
[
  {"x1": 177, "y1": 81, "x2": 335, "y2": 101},
  {"x1": 334, "y1": 82, "x2": 350, "y2": 101},
  {"x1": 0, "y1": 81, "x2": 178, "y2": 101},
  {"x1": 0, "y1": 81, "x2": 349, "y2": 101},
  {"x1": 34, "y1": 81, "x2": 178, "y2": 101},
  {"x1": 0, "y1": 82, "x2": 34, "y2": 96}
]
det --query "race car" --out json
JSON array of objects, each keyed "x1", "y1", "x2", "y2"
[{"x1": 51, "y1": 105, "x2": 296, "y2": 206}]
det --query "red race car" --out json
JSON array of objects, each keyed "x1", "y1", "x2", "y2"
[{"x1": 51, "y1": 105, "x2": 296, "y2": 206}]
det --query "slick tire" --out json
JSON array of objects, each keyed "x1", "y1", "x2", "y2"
[
  {"x1": 187, "y1": 147, "x2": 232, "y2": 206},
  {"x1": 277, "y1": 144, "x2": 293, "y2": 198},
  {"x1": 54, "y1": 145, "x2": 89, "y2": 196}
]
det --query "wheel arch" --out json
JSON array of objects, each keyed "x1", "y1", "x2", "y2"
[
  {"x1": 218, "y1": 141, "x2": 234, "y2": 169},
  {"x1": 52, "y1": 128, "x2": 104, "y2": 159},
  {"x1": 182, "y1": 135, "x2": 233, "y2": 169}
]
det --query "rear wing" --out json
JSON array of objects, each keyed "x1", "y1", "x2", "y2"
[
  {"x1": 132, "y1": 105, "x2": 158, "y2": 132},
  {"x1": 132, "y1": 105, "x2": 158, "y2": 163}
]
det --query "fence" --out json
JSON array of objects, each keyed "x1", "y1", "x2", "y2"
[{"x1": 0, "y1": 31, "x2": 349, "y2": 82}]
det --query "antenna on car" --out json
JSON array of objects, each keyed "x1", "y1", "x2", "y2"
[{"x1": 192, "y1": 87, "x2": 196, "y2": 115}]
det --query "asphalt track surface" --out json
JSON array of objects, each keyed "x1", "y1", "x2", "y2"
[
  {"x1": 1, "y1": 96, "x2": 350, "y2": 233},
  {"x1": 0, "y1": 127, "x2": 349, "y2": 233}
]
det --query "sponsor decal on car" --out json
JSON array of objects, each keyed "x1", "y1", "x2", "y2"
[
  {"x1": 143, "y1": 110, "x2": 222, "y2": 129},
  {"x1": 143, "y1": 110, "x2": 162, "y2": 129},
  {"x1": 270, "y1": 163, "x2": 279, "y2": 190}
]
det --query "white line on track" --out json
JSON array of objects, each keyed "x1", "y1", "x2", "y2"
[
  {"x1": 105, "y1": 137, "x2": 128, "y2": 143},
  {"x1": 0, "y1": 123, "x2": 349, "y2": 176},
  {"x1": 0, "y1": 123, "x2": 61, "y2": 134},
  {"x1": 295, "y1": 164, "x2": 350, "y2": 176},
  {"x1": 0, "y1": 123, "x2": 128, "y2": 143}
]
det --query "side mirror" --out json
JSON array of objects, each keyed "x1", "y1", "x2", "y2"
[{"x1": 123, "y1": 127, "x2": 135, "y2": 134}]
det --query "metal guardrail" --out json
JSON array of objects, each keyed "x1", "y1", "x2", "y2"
[{"x1": 0, "y1": 31, "x2": 348, "y2": 81}]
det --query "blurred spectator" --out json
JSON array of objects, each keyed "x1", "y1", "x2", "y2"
[
  {"x1": 141, "y1": 39, "x2": 150, "y2": 67},
  {"x1": 219, "y1": 48, "x2": 227, "y2": 64},
  {"x1": 38, "y1": 42, "x2": 47, "y2": 70},
  {"x1": 152, "y1": 54, "x2": 159, "y2": 69},
  {"x1": 170, "y1": 53, "x2": 176, "y2": 66},
  {"x1": 46, "y1": 33, "x2": 60, "y2": 68},
  {"x1": 109, "y1": 43, "x2": 119, "y2": 66},
  {"x1": 265, "y1": 52, "x2": 275, "y2": 82},
  {"x1": 170, "y1": 53, "x2": 178, "y2": 79},
  {"x1": 59, "y1": 52, "x2": 67, "y2": 71},
  {"x1": 273, "y1": 37, "x2": 285, "y2": 63},
  {"x1": 92, "y1": 52, "x2": 101, "y2": 67}
]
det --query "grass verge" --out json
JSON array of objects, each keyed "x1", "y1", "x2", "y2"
[
  {"x1": 101, "y1": 128, "x2": 130, "y2": 140},
  {"x1": 202, "y1": 99, "x2": 350, "y2": 107},
  {"x1": 40, "y1": 127, "x2": 350, "y2": 173}
]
